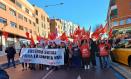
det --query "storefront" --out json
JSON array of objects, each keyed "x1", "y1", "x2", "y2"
[{"x1": 0, "y1": 33, "x2": 30, "y2": 56}]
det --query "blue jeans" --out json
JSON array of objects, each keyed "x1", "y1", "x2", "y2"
[
  {"x1": 7, "y1": 56, "x2": 15, "y2": 68},
  {"x1": 101, "y1": 56, "x2": 111, "y2": 68}
]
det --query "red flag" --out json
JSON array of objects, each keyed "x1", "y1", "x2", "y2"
[
  {"x1": 74, "y1": 26, "x2": 81, "y2": 35},
  {"x1": 25, "y1": 32, "x2": 30, "y2": 39},
  {"x1": 91, "y1": 25, "x2": 103, "y2": 39},
  {"x1": 108, "y1": 28, "x2": 113, "y2": 38},
  {"x1": 30, "y1": 35, "x2": 35, "y2": 45},
  {"x1": 3, "y1": 31, "x2": 8, "y2": 40},
  {"x1": 48, "y1": 32, "x2": 56, "y2": 40},
  {"x1": 37, "y1": 35, "x2": 41, "y2": 42},
  {"x1": 101, "y1": 23, "x2": 108, "y2": 34},
  {"x1": 60, "y1": 32, "x2": 68, "y2": 41}
]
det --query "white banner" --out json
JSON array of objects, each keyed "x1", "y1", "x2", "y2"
[{"x1": 20, "y1": 48, "x2": 65, "y2": 66}]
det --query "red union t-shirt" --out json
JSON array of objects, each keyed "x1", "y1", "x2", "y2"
[
  {"x1": 80, "y1": 44, "x2": 90, "y2": 58},
  {"x1": 99, "y1": 44, "x2": 108, "y2": 56}
]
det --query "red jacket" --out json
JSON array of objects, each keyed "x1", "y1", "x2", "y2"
[
  {"x1": 80, "y1": 44, "x2": 90, "y2": 58},
  {"x1": 99, "y1": 43, "x2": 108, "y2": 56}
]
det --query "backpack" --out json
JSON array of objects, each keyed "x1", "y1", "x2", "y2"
[{"x1": 72, "y1": 47, "x2": 80, "y2": 56}]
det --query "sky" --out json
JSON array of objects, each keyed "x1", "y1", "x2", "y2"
[{"x1": 28, "y1": 0, "x2": 110, "y2": 31}]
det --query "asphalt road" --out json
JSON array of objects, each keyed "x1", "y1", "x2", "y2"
[{"x1": 5, "y1": 64, "x2": 125, "y2": 79}]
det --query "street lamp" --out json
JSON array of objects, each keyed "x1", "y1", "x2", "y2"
[{"x1": 45, "y1": 2, "x2": 64, "y2": 7}]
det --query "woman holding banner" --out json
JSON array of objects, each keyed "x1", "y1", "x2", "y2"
[
  {"x1": 47, "y1": 42, "x2": 58, "y2": 70},
  {"x1": 29, "y1": 44, "x2": 36, "y2": 70},
  {"x1": 60, "y1": 42, "x2": 69, "y2": 69},
  {"x1": 19, "y1": 44, "x2": 28, "y2": 71},
  {"x1": 80, "y1": 39, "x2": 91, "y2": 70}
]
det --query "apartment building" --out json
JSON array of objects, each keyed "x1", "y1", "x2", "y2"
[
  {"x1": 0, "y1": 0, "x2": 50, "y2": 55},
  {"x1": 107, "y1": 0, "x2": 131, "y2": 38},
  {"x1": 33, "y1": 6, "x2": 50, "y2": 38},
  {"x1": 50, "y1": 19, "x2": 63, "y2": 37}
]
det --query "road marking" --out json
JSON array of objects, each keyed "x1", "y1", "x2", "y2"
[
  {"x1": 41, "y1": 69, "x2": 54, "y2": 79},
  {"x1": 77, "y1": 75, "x2": 81, "y2": 79}
]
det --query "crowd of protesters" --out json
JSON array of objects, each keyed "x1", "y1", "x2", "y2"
[
  {"x1": 15, "y1": 38, "x2": 112, "y2": 71},
  {"x1": 0, "y1": 38, "x2": 113, "y2": 79}
]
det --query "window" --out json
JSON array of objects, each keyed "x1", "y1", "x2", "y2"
[
  {"x1": 0, "y1": 17, "x2": 7, "y2": 25},
  {"x1": 44, "y1": 24, "x2": 46, "y2": 29},
  {"x1": 29, "y1": 29, "x2": 32, "y2": 33},
  {"x1": 110, "y1": 9, "x2": 118, "y2": 19},
  {"x1": 47, "y1": 18, "x2": 50, "y2": 22},
  {"x1": 32, "y1": 14, "x2": 35, "y2": 17},
  {"x1": 120, "y1": 20, "x2": 125, "y2": 25},
  {"x1": 10, "y1": 0, "x2": 15, "y2": 3},
  {"x1": 29, "y1": 19, "x2": 31, "y2": 24},
  {"x1": 24, "y1": 17, "x2": 27, "y2": 22},
  {"x1": 33, "y1": 22, "x2": 35, "y2": 26},
  {"x1": 36, "y1": 18, "x2": 39, "y2": 24},
  {"x1": 9, "y1": 8, "x2": 16, "y2": 16},
  {"x1": 44, "y1": 16, "x2": 45, "y2": 21},
  {"x1": 25, "y1": 8, "x2": 29, "y2": 14},
  {"x1": 41, "y1": 23, "x2": 43, "y2": 28},
  {"x1": 41, "y1": 15, "x2": 44, "y2": 20},
  {"x1": 10, "y1": 21, "x2": 17, "y2": 28},
  {"x1": 0, "y1": 2, "x2": 6, "y2": 10},
  {"x1": 19, "y1": 25, "x2": 23, "y2": 30},
  {"x1": 126, "y1": 18, "x2": 131, "y2": 24},
  {"x1": 35, "y1": 10, "x2": 38, "y2": 15},
  {"x1": 18, "y1": 13, "x2": 23, "y2": 20},
  {"x1": 16, "y1": 1, "x2": 22, "y2": 8},
  {"x1": 113, "y1": 21, "x2": 119, "y2": 26}
]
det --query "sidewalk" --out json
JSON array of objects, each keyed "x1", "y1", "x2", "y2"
[
  {"x1": 0, "y1": 53, "x2": 20, "y2": 69},
  {"x1": 112, "y1": 62, "x2": 131, "y2": 79}
]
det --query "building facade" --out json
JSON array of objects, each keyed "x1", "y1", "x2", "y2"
[
  {"x1": 50, "y1": 19, "x2": 63, "y2": 37},
  {"x1": 0, "y1": 0, "x2": 50, "y2": 55},
  {"x1": 33, "y1": 6, "x2": 50, "y2": 38},
  {"x1": 107, "y1": 0, "x2": 131, "y2": 38},
  {"x1": 61, "y1": 20, "x2": 78, "y2": 37}
]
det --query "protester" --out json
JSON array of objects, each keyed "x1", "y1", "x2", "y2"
[
  {"x1": 46, "y1": 42, "x2": 58, "y2": 70},
  {"x1": 36, "y1": 43, "x2": 44, "y2": 70},
  {"x1": 29, "y1": 44, "x2": 36, "y2": 70},
  {"x1": 98, "y1": 40, "x2": 110, "y2": 68},
  {"x1": 71, "y1": 43, "x2": 81, "y2": 68},
  {"x1": 60, "y1": 42, "x2": 69, "y2": 69},
  {"x1": 80, "y1": 39, "x2": 91, "y2": 70},
  {"x1": 68, "y1": 42, "x2": 73, "y2": 67},
  {"x1": 90, "y1": 39, "x2": 97, "y2": 68},
  {"x1": 96, "y1": 40, "x2": 103, "y2": 68},
  {"x1": 5, "y1": 44, "x2": 16, "y2": 68},
  {"x1": 19, "y1": 44, "x2": 27, "y2": 71}
]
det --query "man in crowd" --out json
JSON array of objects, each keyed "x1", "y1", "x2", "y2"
[{"x1": 5, "y1": 44, "x2": 16, "y2": 68}]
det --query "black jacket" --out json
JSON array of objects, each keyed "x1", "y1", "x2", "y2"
[{"x1": 5, "y1": 47, "x2": 16, "y2": 58}]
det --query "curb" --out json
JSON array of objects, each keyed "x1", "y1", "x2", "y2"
[
  {"x1": 111, "y1": 62, "x2": 131, "y2": 79},
  {"x1": 111, "y1": 65, "x2": 127, "y2": 79}
]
